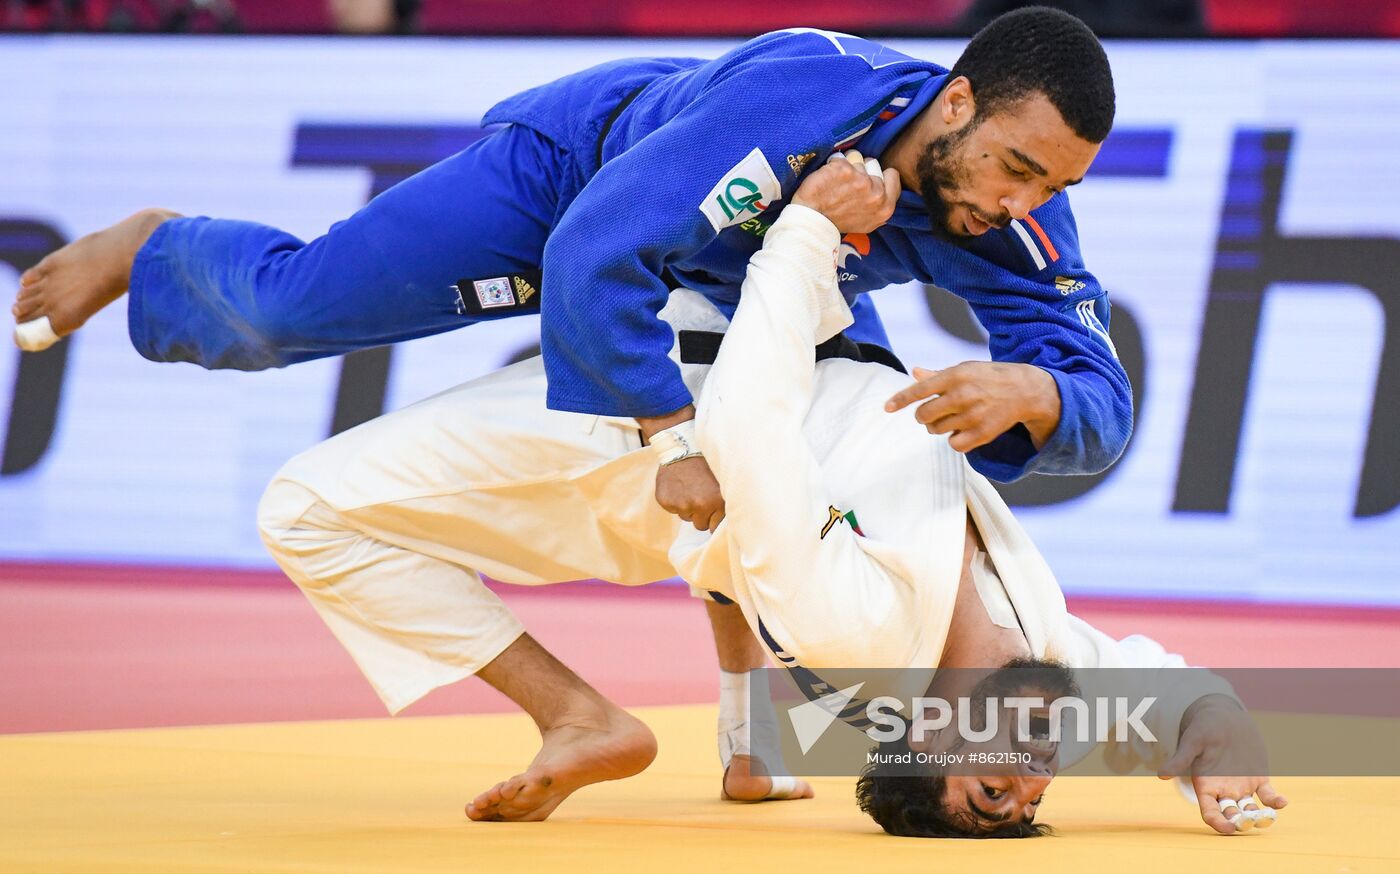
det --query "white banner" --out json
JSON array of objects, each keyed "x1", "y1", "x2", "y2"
[{"x1": 1, "y1": 36, "x2": 1397, "y2": 605}]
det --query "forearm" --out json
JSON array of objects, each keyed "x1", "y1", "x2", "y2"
[{"x1": 696, "y1": 204, "x2": 837, "y2": 464}]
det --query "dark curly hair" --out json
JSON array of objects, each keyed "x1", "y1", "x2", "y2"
[
  {"x1": 947, "y1": 6, "x2": 1116, "y2": 143},
  {"x1": 855, "y1": 734, "x2": 1053, "y2": 839}
]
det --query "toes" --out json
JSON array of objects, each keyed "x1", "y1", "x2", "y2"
[
  {"x1": 466, "y1": 780, "x2": 510, "y2": 821},
  {"x1": 12, "y1": 295, "x2": 42, "y2": 322},
  {"x1": 19, "y1": 264, "x2": 45, "y2": 287},
  {"x1": 497, "y1": 774, "x2": 529, "y2": 802},
  {"x1": 487, "y1": 772, "x2": 572, "y2": 821},
  {"x1": 465, "y1": 802, "x2": 496, "y2": 822},
  {"x1": 494, "y1": 776, "x2": 546, "y2": 816},
  {"x1": 467, "y1": 774, "x2": 542, "y2": 822}
]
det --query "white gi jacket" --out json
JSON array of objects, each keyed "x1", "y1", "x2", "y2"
[{"x1": 667, "y1": 205, "x2": 1232, "y2": 768}]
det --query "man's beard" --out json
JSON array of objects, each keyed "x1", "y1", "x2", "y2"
[{"x1": 914, "y1": 121, "x2": 1002, "y2": 242}]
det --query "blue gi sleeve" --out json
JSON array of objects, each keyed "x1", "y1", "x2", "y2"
[
  {"x1": 539, "y1": 52, "x2": 879, "y2": 418},
  {"x1": 951, "y1": 192, "x2": 1133, "y2": 481}
]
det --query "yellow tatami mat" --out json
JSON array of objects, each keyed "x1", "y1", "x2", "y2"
[{"x1": 0, "y1": 705, "x2": 1392, "y2": 873}]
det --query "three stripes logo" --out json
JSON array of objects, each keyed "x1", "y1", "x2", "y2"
[{"x1": 1076, "y1": 299, "x2": 1119, "y2": 359}]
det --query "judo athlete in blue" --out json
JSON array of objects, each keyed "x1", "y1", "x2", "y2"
[
  {"x1": 12, "y1": 8, "x2": 1127, "y2": 802},
  {"x1": 14, "y1": 7, "x2": 1127, "y2": 485}
]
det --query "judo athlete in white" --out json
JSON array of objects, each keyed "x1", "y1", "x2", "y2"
[{"x1": 257, "y1": 156, "x2": 1286, "y2": 834}]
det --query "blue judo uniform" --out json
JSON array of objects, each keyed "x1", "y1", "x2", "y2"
[{"x1": 128, "y1": 28, "x2": 1131, "y2": 481}]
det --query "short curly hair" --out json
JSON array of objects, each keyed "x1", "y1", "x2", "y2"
[
  {"x1": 855, "y1": 735, "x2": 1053, "y2": 839},
  {"x1": 947, "y1": 6, "x2": 1116, "y2": 143}
]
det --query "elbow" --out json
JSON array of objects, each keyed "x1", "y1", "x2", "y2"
[
  {"x1": 1100, "y1": 388, "x2": 1135, "y2": 469},
  {"x1": 1067, "y1": 366, "x2": 1135, "y2": 474}
]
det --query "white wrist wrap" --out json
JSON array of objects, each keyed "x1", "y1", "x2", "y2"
[{"x1": 649, "y1": 419, "x2": 702, "y2": 466}]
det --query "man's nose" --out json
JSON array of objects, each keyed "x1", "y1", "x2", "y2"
[
  {"x1": 1019, "y1": 759, "x2": 1055, "y2": 785},
  {"x1": 999, "y1": 189, "x2": 1036, "y2": 221}
]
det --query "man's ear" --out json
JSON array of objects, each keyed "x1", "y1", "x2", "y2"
[
  {"x1": 907, "y1": 729, "x2": 936, "y2": 753},
  {"x1": 940, "y1": 75, "x2": 977, "y2": 126}
]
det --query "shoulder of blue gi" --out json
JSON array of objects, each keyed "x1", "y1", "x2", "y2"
[{"x1": 533, "y1": 30, "x2": 945, "y2": 417}]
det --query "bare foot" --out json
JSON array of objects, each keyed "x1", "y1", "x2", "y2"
[
  {"x1": 721, "y1": 754, "x2": 814, "y2": 802},
  {"x1": 11, "y1": 208, "x2": 177, "y2": 339},
  {"x1": 465, "y1": 705, "x2": 656, "y2": 822}
]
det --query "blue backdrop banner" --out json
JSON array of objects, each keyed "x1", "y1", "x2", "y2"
[{"x1": 1, "y1": 36, "x2": 1397, "y2": 605}]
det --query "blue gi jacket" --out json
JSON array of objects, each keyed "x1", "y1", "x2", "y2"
[{"x1": 483, "y1": 28, "x2": 1132, "y2": 481}]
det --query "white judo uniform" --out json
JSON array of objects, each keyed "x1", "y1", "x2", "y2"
[{"x1": 258, "y1": 205, "x2": 1226, "y2": 771}]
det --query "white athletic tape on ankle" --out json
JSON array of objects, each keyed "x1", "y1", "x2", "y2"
[
  {"x1": 765, "y1": 775, "x2": 801, "y2": 799},
  {"x1": 717, "y1": 670, "x2": 751, "y2": 766},
  {"x1": 14, "y1": 316, "x2": 57, "y2": 352}
]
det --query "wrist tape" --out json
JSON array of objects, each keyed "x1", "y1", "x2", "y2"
[{"x1": 649, "y1": 419, "x2": 703, "y2": 466}]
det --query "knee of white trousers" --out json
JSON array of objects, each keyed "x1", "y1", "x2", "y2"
[
  {"x1": 257, "y1": 475, "x2": 324, "y2": 567},
  {"x1": 255, "y1": 472, "x2": 527, "y2": 715}
]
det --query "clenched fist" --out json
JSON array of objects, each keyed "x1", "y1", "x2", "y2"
[
  {"x1": 654, "y1": 455, "x2": 726, "y2": 532},
  {"x1": 637, "y1": 405, "x2": 727, "y2": 532},
  {"x1": 791, "y1": 150, "x2": 901, "y2": 234}
]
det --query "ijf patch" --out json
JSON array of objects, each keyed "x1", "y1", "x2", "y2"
[
  {"x1": 699, "y1": 147, "x2": 783, "y2": 233},
  {"x1": 454, "y1": 269, "x2": 544, "y2": 317},
  {"x1": 473, "y1": 277, "x2": 514, "y2": 309}
]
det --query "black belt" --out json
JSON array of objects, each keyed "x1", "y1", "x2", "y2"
[
  {"x1": 596, "y1": 84, "x2": 647, "y2": 168},
  {"x1": 677, "y1": 330, "x2": 908, "y2": 375}
]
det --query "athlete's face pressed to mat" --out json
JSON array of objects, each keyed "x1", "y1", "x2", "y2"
[
  {"x1": 858, "y1": 659, "x2": 1076, "y2": 838},
  {"x1": 928, "y1": 660, "x2": 1070, "y2": 833},
  {"x1": 914, "y1": 85, "x2": 1099, "y2": 241}
]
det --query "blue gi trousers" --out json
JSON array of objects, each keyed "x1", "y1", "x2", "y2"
[{"x1": 125, "y1": 123, "x2": 889, "y2": 373}]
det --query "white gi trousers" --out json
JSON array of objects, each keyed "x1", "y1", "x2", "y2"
[{"x1": 256, "y1": 355, "x2": 693, "y2": 714}]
